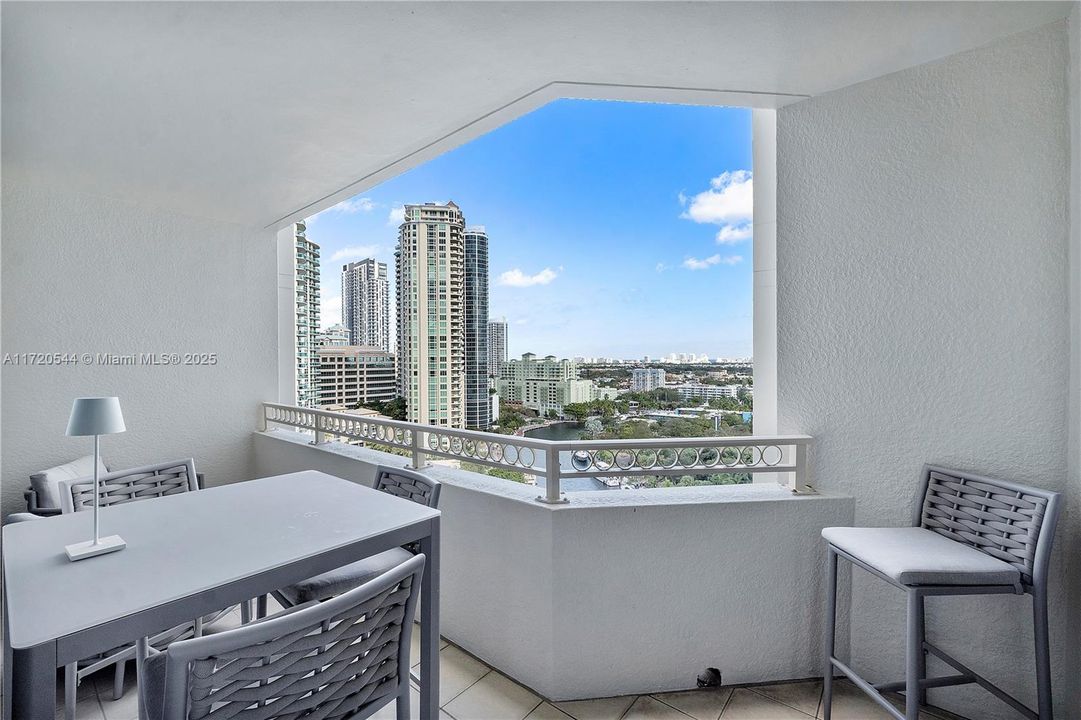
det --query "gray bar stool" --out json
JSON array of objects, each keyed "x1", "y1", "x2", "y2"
[{"x1": 822, "y1": 465, "x2": 1061, "y2": 720}]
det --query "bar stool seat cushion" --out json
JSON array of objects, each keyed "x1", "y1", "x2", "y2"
[
  {"x1": 822, "y1": 526, "x2": 1020, "y2": 587},
  {"x1": 278, "y1": 547, "x2": 414, "y2": 605}
]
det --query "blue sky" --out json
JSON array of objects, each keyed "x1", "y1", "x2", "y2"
[{"x1": 304, "y1": 99, "x2": 753, "y2": 359}]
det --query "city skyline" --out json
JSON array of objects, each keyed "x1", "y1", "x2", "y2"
[{"x1": 303, "y1": 98, "x2": 753, "y2": 359}]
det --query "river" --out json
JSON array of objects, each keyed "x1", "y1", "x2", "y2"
[
  {"x1": 524, "y1": 422, "x2": 610, "y2": 492},
  {"x1": 523, "y1": 421, "x2": 585, "y2": 442}
]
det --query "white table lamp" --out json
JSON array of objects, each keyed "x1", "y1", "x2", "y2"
[{"x1": 64, "y1": 397, "x2": 127, "y2": 561}]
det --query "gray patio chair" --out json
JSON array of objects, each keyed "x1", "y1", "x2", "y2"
[
  {"x1": 138, "y1": 553, "x2": 425, "y2": 720},
  {"x1": 56, "y1": 459, "x2": 234, "y2": 720},
  {"x1": 264, "y1": 465, "x2": 440, "y2": 615},
  {"x1": 822, "y1": 465, "x2": 1061, "y2": 720},
  {"x1": 24, "y1": 453, "x2": 205, "y2": 516}
]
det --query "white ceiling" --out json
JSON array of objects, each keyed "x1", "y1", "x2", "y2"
[{"x1": 2, "y1": 1, "x2": 1072, "y2": 229}]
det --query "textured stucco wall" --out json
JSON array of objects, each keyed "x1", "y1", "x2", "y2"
[
  {"x1": 777, "y1": 20, "x2": 1073, "y2": 719},
  {"x1": 253, "y1": 430, "x2": 854, "y2": 701},
  {"x1": 1, "y1": 179, "x2": 277, "y2": 518}
]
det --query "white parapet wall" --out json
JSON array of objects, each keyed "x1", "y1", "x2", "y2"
[{"x1": 254, "y1": 429, "x2": 854, "y2": 701}]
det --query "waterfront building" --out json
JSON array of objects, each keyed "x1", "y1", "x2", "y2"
[
  {"x1": 497, "y1": 353, "x2": 603, "y2": 417},
  {"x1": 317, "y1": 345, "x2": 396, "y2": 408},
  {"x1": 464, "y1": 227, "x2": 490, "y2": 428},
  {"x1": 342, "y1": 258, "x2": 390, "y2": 351},
  {"x1": 294, "y1": 221, "x2": 320, "y2": 408},
  {"x1": 395, "y1": 201, "x2": 466, "y2": 427},
  {"x1": 631, "y1": 367, "x2": 666, "y2": 392},
  {"x1": 487, "y1": 317, "x2": 508, "y2": 380},
  {"x1": 675, "y1": 384, "x2": 752, "y2": 402}
]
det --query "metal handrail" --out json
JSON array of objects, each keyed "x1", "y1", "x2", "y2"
[{"x1": 261, "y1": 402, "x2": 811, "y2": 504}]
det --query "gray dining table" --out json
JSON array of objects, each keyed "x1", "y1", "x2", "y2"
[{"x1": 2, "y1": 470, "x2": 441, "y2": 719}]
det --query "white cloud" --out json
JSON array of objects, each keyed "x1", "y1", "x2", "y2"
[
  {"x1": 321, "y1": 294, "x2": 342, "y2": 329},
  {"x1": 655, "y1": 262, "x2": 671, "y2": 273},
  {"x1": 682, "y1": 170, "x2": 753, "y2": 225},
  {"x1": 682, "y1": 254, "x2": 742, "y2": 270},
  {"x1": 330, "y1": 244, "x2": 381, "y2": 263},
  {"x1": 497, "y1": 267, "x2": 559, "y2": 287},
  {"x1": 387, "y1": 205, "x2": 406, "y2": 225},
  {"x1": 308, "y1": 197, "x2": 375, "y2": 223},
  {"x1": 715, "y1": 223, "x2": 753, "y2": 244}
]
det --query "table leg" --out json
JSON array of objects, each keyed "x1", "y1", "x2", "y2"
[
  {"x1": 419, "y1": 519, "x2": 440, "y2": 720},
  {"x1": 9, "y1": 643, "x2": 57, "y2": 720},
  {"x1": 2, "y1": 605, "x2": 11, "y2": 720}
]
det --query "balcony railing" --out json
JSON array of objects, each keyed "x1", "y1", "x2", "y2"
[{"x1": 261, "y1": 402, "x2": 812, "y2": 503}]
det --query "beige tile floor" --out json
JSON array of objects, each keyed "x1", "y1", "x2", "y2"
[{"x1": 63, "y1": 606, "x2": 969, "y2": 720}]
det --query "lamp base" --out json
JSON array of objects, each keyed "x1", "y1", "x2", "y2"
[{"x1": 65, "y1": 535, "x2": 126, "y2": 561}]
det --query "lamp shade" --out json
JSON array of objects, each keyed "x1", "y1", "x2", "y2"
[{"x1": 66, "y1": 397, "x2": 126, "y2": 436}]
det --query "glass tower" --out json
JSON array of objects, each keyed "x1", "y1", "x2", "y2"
[{"x1": 464, "y1": 227, "x2": 490, "y2": 429}]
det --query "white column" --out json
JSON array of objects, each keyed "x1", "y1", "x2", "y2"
[{"x1": 752, "y1": 109, "x2": 778, "y2": 447}]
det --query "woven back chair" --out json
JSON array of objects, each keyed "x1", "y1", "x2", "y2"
[
  {"x1": 376, "y1": 465, "x2": 441, "y2": 508},
  {"x1": 918, "y1": 468, "x2": 1054, "y2": 589},
  {"x1": 56, "y1": 458, "x2": 218, "y2": 720},
  {"x1": 264, "y1": 466, "x2": 440, "y2": 616},
  {"x1": 822, "y1": 465, "x2": 1061, "y2": 720},
  {"x1": 60, "y1": 459, "x2": 199, "y2": 512},
  {"x1": 145, "y1": 554, "x2": 425, "y2": 720}
]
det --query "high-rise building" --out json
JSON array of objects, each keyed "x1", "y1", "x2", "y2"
[
  {"x1": 395, "y1": 202, "x2": 467, "y2": 427},
  {"x1": 294, "y1": 221, "x2": 321, "y2": 408},
  {"x1": 464, "y1": 227, "x2": 490, "y2": 429},
  {"x1": 342, "y1": 258, "x2": 390, "y2": 351},
  {"x1": 487, "y1": 317, "x2": 508, "y2": 380},
  {"x1": 631, "y1": 367, "x2": 666, "y2": 392},
  {"x1": 318, "y1": 323, "x2": 351, "y2": 348},
  {"x1": 316, "y1": 346, "x2": 396, "y2": 408}
]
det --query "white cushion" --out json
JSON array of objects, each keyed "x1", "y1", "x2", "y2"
[
  {"x1": 29, "y1": 455, "x2": 107, "y2": 510},
  {"x1": 822, "y1": 526, "x2": 1020, "y2": 587}
]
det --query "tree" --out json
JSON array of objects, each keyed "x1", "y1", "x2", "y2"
[
  {"x1": 562, "y1": 403, "x2": 592, "y2": 422},
  {"x1": 360, "y1": 396, "x2": 407, "y2": 421}
]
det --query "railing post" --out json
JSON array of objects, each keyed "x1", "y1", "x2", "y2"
[
  {"x1": 410, "y1": 428, "x2": 428, "y2": 470},
  {"x1": 537, "y1": 445, "x2": 568, "y2": 504},
  {"x1": 257, "y1": 404, "x2": 267, "y2": 432},
  {"x1": 790, "y1": 441, "x2": 813, "y2": 493},
  {"x1": 313, "y1": 413, "x2": 326, "y2": 445}
]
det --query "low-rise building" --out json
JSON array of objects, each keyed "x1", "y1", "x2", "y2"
[
  {"x1": 317, "y1": 346, "x2": 396, "y2": 408},
  {"x1": 675, "y1": 384, "x2": 752, "y2": 401}
]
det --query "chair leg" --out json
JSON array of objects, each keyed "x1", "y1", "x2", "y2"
[
  {"x1": 905, "y1": 591, "x2": 921, "y2": 720},
  {"x1": 1033, "y1": 587, "x2": 1053, "y2": 719},
  {"x1": 396, "y1": 680, "x2": 411, "y2": 720},
  {"x1": 914, "y1": 594, "x2": 926, "y2": 706},
  {"x1": 64, "y1": 663, "x2": 77, "y2": 720},
  {"x1": 136, "y1": 637, "x2": 150, "y2": 720},
  {"x1": 822, "y1": 548, "x2": 838, "y2": 720},
  {"x1": 240, "y1": 599, "x2": 252, "y2": 624},
  {"x1": 257, "y1": 594, "x2": 268, "y2": 619},
  {"x1": 113, "y1": 659, "x2": 126, "y2": 701}
]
